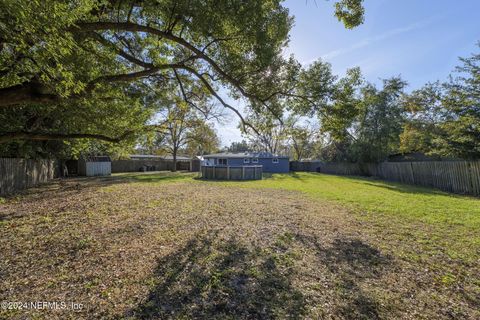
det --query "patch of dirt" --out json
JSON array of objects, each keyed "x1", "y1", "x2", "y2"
[{"x1": 0, "y1": 177, "x2": 478, "y2": 319}]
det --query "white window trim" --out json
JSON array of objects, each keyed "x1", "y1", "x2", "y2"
[
  {"x1": 252, "y1": 158, "x2": 259, "y2": 163},
  {"x1": 244, "y1": 158, "x2": 250, "y2": 164},
  {"x1": 218, "y1": 158, "x2": 228, "y2": 165},
  {"x1": 272, "y1": 157, "x2": 279, "y2": 164}
]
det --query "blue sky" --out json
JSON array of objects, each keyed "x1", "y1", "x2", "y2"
[{"x1": 216, "y1": 0, "x2": 480, "y2": 146}]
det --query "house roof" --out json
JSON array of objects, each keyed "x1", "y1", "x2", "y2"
[
  {"x1": 130, "y1": 154, "x2": 191, "y2": 160},
  {"x1": 203, "y1": 152, "x2": 289, "y2": 159},
  {"x1": 162, "y1": 155, "x2": 191, "y2": 161}
]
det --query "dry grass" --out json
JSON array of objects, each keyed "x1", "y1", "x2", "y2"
[{"x1": 0, "y1": 173, "x2": 478, "y2": 319}]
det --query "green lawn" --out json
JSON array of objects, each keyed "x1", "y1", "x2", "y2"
[
  {"x1": 226, "y1": 172, "x2": 480, "y2": 226},
  {"x1": 2, "y1": 171, "x2": 478, "y2": 319},
  {"x1": 223, "y1": 172, "x2": 480, "y2": 262},
  {"x1": 119, "y1": 171, "x2": 480, "y2": 261},
  {"x1": 129, "y1": 170, "x2": 480, "y2": 286}
]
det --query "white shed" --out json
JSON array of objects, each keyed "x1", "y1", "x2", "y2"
[{"x1": 78, "y1": 156, "x2": 111, "y2": 176}]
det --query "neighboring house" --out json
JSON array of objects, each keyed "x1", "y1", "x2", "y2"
[
  {"x1": 202, "y1": 152, "x2": 289, "y2": 173},
  {"x1": 129, "y1": 154, "x2": 191, "y2": 161}
]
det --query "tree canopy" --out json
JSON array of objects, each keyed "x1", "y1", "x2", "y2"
[{"x1": 0, "y1": 0, "x2": 365, "y2": 157}]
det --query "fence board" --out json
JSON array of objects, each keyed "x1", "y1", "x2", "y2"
[
  {"x1": 0, "y1": 158, "x2": 57, "y2": 196},
  {"x1": 292, "y1": 160, "x2": 480, "y2": 197},
  {"x1": 111, "y1": 159, "x2": 191, "y2": 173}
]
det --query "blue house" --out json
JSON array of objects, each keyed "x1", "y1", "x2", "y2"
[{"x1": 202, "y1": 152, "x2": 289, "y2": 173}]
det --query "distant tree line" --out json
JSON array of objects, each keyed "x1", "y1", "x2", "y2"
[{"x1": 237, "y1": 46, "x2": 480, "y2": 162}]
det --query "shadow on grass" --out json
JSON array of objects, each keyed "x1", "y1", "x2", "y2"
[
  {"x1": 310, "y1": 172, "x2": 451, "y2": 197},
  {"x1": 0, "y1": 172, "x2": 196, "y2": 221},
  {"x1": 129, "y1": 233, "x2": 306, "y2": 319},
  {"x1": 128, "y1": 232, "x2": 393, "y2": 319},
  {"x1": 45, "y1": 171, "x2": 193, "y2": 190},
  {"x1": 358, "y1": 180, "x2": 448, "y2": 196},
  {"x1": 324, "y1": 238, "x2": 391, "y2": 319},
  {"x1": 297, "y1": 234, "x2": 393, "y2": 319}
]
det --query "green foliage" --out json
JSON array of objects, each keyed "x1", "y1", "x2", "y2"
[
  {"x1": 436, "y1": 50, "x2": 480, "y2": 158},
  {"x1": 350, "y1": 77, "x2": 407, "y2": 162},
  {"x1": 0, "y1": 86, "x2": 151, "y2": 158},
  {"x1": 318, "y1": 76, "x2": 407, "y2": 162},
  {"x1": 225, "y1": 140, "x2": 251, "y2": 153},
  {"x1": 241, "y1": 112, "x2": 291, "y2": 154},
  {"x1": 289, "y1": 120, "x2": 319, "y2": 160},
  {"x1": 334, "y1": 0, "x2": 365, "y2": 29},
  {"x1": 184, "y1": 122, "x2": 220, "y2": 156},
  {"x1": 399, "y1": 82, "x2": 444, "y2": 155},
  {"x1": 0, "y1": 0, "x2": 99, "y2": 92},
  {"x1": 400, "y1": 46, "x2": 480, "y2": 159},
  {"x1": 0, "y1": 0, "x2": 365, "y2": 159}
]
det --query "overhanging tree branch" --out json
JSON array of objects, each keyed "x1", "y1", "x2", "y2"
[
  {"x1": 0, "y1": 62, "x2": 187, "y2": 107},
  {"x1": 0, "y1": 130, "x2": 134, "y2": 143},
  {"x1": 174, "y1": 65, "x2": 260, "y2": 136},
  {"x1": 75, "y1": 22, "x2": 256, "y2": 98}
]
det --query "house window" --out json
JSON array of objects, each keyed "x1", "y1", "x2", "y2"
[
  {"x1": 218, "y1": 158, "x2": 227, "y2": 165},
  {"x1": 252, "y1": 158, "x2": 259, "y2": 164},
  {"x1": 272, "y1": 158, "x2": 279, "y2": 164},
  {"x1": 244, "y1": 158, "x2": 250, "y2": 164}
]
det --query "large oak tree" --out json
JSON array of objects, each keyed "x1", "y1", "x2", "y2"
[{"x1": 0, "y1": 0, "x2": 364, "y2": 148}]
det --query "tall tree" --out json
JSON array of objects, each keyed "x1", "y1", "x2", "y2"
[
  {"x1": 350, "y1": 77, "x2": 407, "y2": 162},
  {"x1": 399, "y1": 82, "x2": 445, "y2": 155},
  {"x1": 241, "y1": 112, "x2": 291, "y2": 154},
  {"x1": 437, "y1": 49, "x2": 480, "y2": 158},
  {"x1": 399, "y1": 46, "x2": 480, "y2": 159},
  {"x1": 290, "y1": 120, "x2": 320, "y2": 161},
  {"x1": 154, "y1": 100, "x2": 216, "y2": 171},
  {"x1": 0, "y1": 0, "x2": 365, "y2": 149},
  {"x1": 225, "y1": 140, "x2": 251, "y2": 153},
  {"x1": 184, "y1": 122, "x2": 220, "y2": 157},
  {"x1": 317, "y1": 75, "x2": 407, "y2": 162}
]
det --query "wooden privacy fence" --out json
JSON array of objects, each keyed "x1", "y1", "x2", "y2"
[
  {"x1": 290, "y1": 161, "x2": 322, "y2": 172},
  {"x1": 293, "y1": 161, "x2": 480, "y2": 197},
  {"x1": 0, "y1": 158, "x2": 57, "y2": 196},
  {"x1": 111, "y1": 159, "x2": 191, "y2": 173},
  {"x1": 368, "y1": 162, "x2": 480, "y2": 196}
]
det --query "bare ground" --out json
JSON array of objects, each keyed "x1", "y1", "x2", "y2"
[{"x1": 0, "y1": 176, "x2": 478, "y2": 319}]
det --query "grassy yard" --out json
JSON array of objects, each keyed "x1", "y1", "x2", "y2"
[
  {"x1": 223, "y1": 173, "x2": 480, "y2": 261},
  {"x1": 0, "y1": 172, "x2": 479, "y2": 319}
]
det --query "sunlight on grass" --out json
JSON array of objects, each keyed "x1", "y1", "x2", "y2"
[
  {"x1": 214, "y1": 172, "x2": 480, "y2": 262},
  {"x1": 234, "y1": 172, "x2": 480, "y2": 228},
  {"x1": 121, "y1": 171, "x2": 480, "y2": 228},
  {"x1": 124, "y1": 171, "x2": 480, "y2": 262}
]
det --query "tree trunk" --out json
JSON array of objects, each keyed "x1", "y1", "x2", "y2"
[
  {"x1": 0, "y1": 82, "x2": 60, "y2": 107},
  {"x1": 172, "y1": 148, "x2": 177, "y2": 172}
]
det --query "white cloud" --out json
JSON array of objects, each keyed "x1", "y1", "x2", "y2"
[{"x1": 319, "y1": 17, "x2": 439, "y2": 61}]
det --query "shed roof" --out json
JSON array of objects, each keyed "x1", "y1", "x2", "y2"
[
  {"x1": 81, "y1": 155, "x2": 111, "y2": 162},
  {"x1": 203, "y1": 152, "x2": 288, "y2": 159}
]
